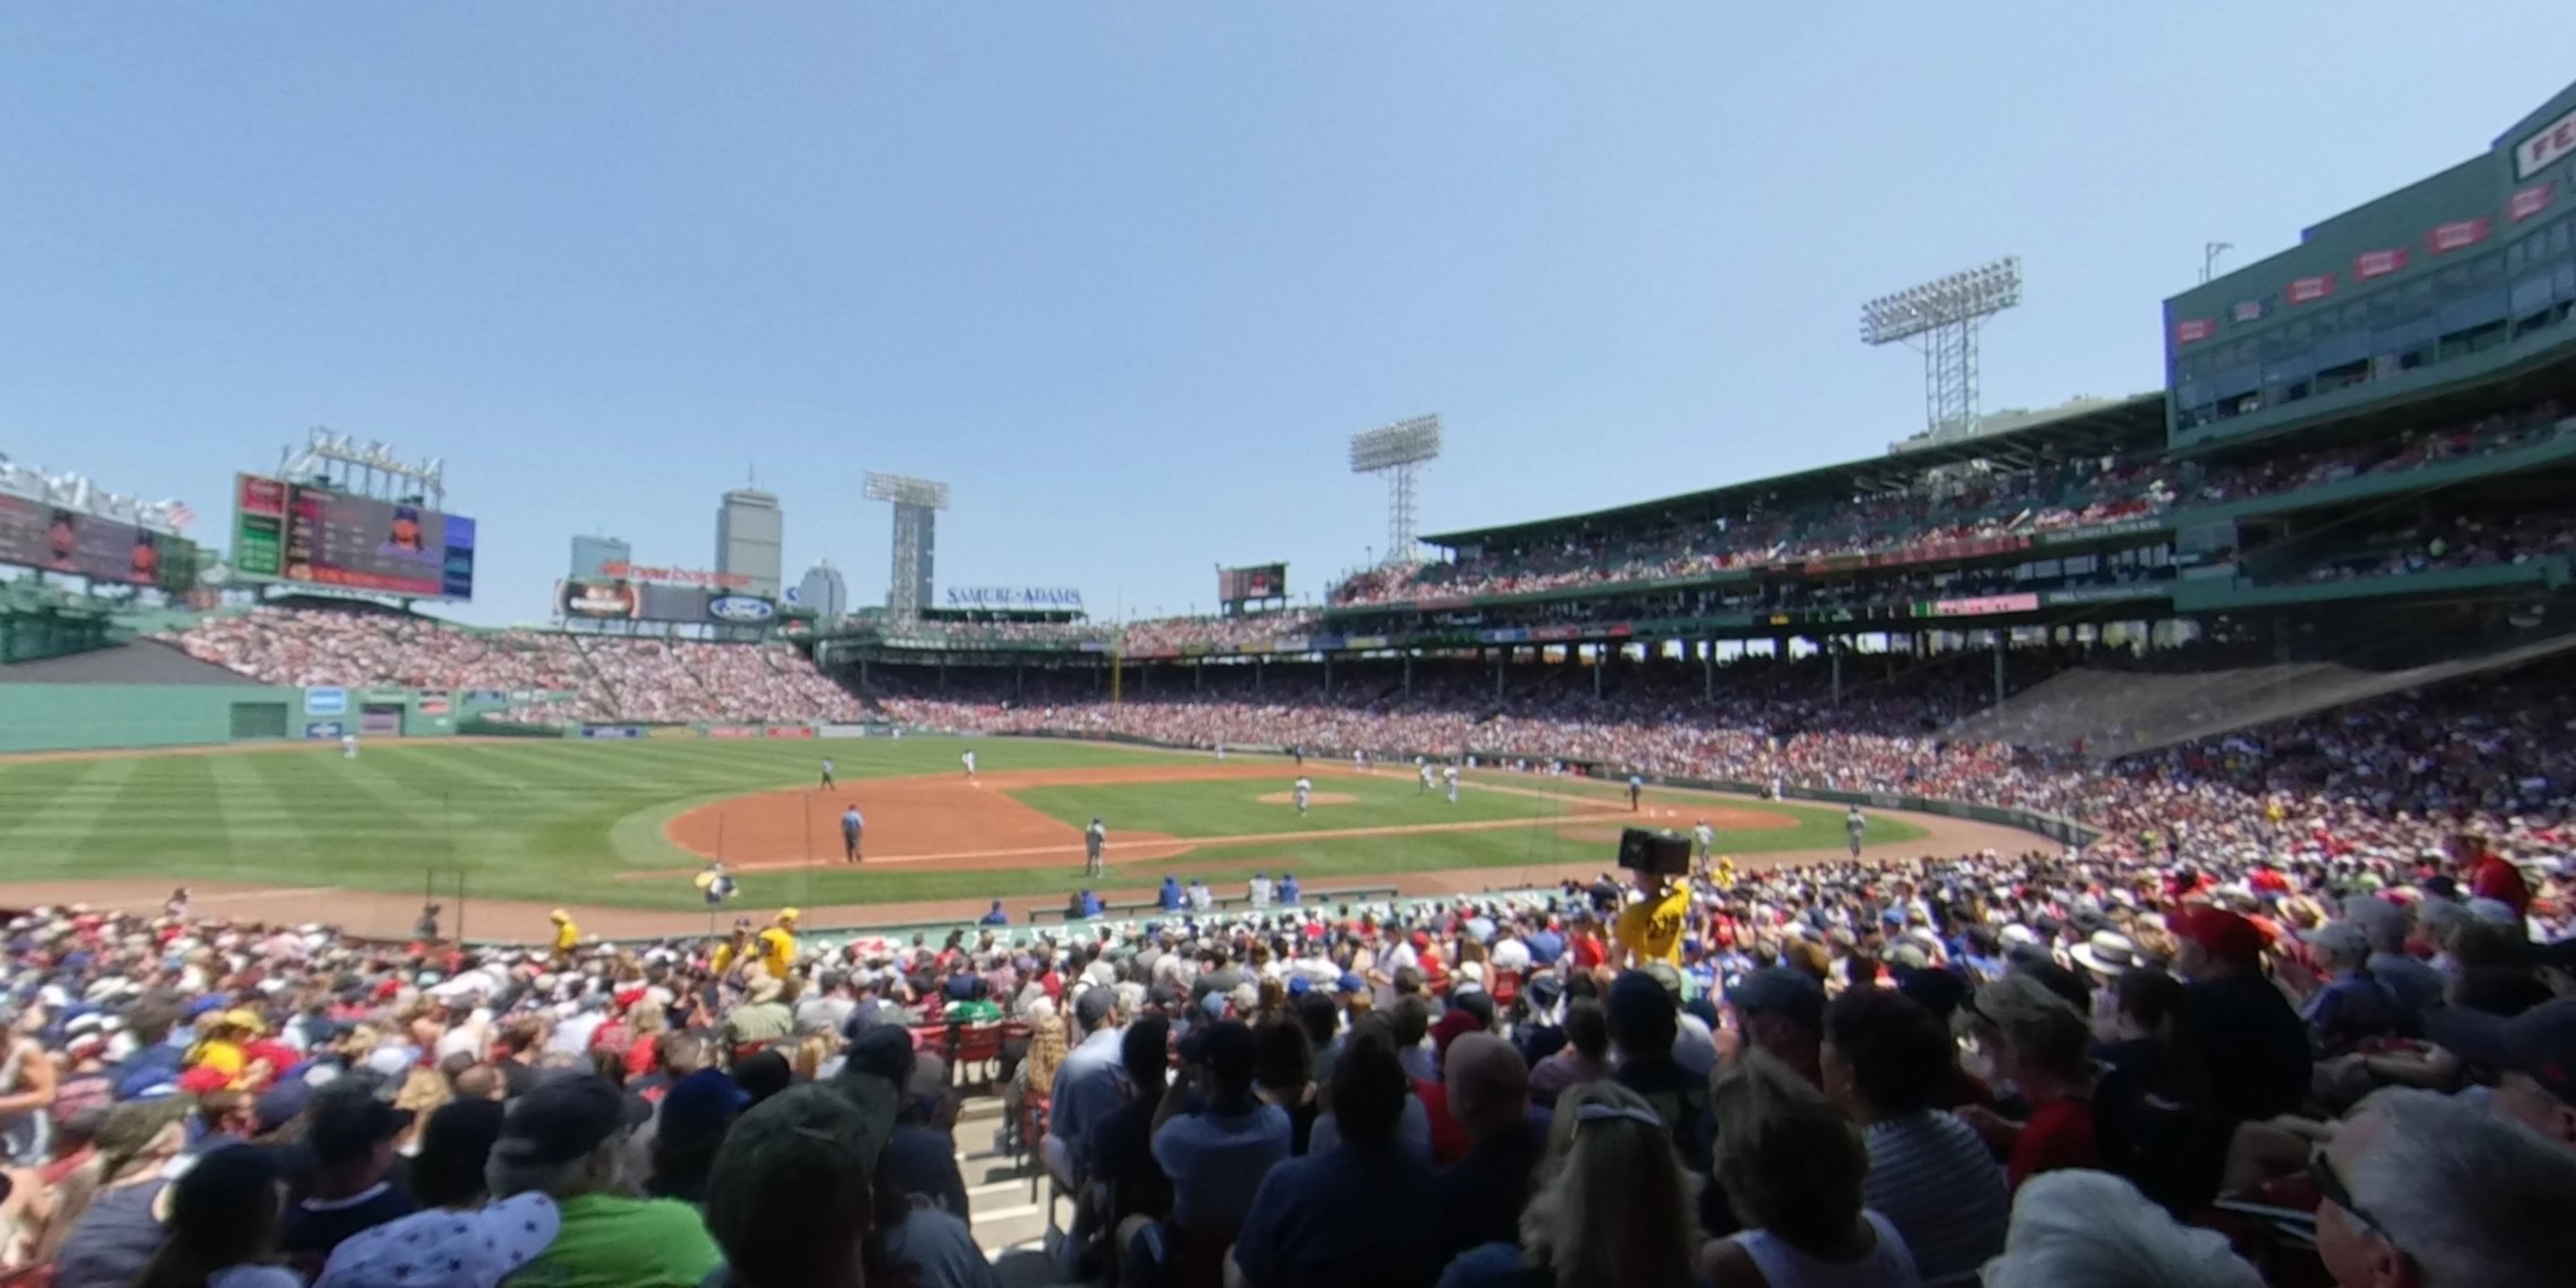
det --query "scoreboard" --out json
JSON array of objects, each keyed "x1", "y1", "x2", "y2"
[
  {"x1": 232, "y1": 474, "x2": 476, "y2": 600},
  {"x1": 1218, "y1": 563, "x2": 1288, "y2": 604},
  {"x1": 0, "y1": 494, "x2": 196, "y2": 592}
]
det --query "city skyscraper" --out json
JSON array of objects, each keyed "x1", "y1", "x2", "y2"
[
  {"x1": 714, "y1": 488, "x2": 782, "y2": 600},
  {"x1": 796, "y1": 558, "x2": 848, "y2": 619},
  {"x1": 569, "y1": 534, "x2": 629, "y2": 581}
]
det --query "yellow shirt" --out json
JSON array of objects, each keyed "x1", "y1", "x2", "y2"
[
  {"x1": 190, "y1": 1037, "x2": 246, "y2": 1082},
  {"x1": 758, "y1": 927, "x2": 797, "y2": 978},
  {"x1": 711, "y1": 938, "x2": 746, "y2": 977},
  {"x1": 1616, "y1": 885, "x2": 1691, "y2": 967},
  {"x1": 553, "y1": 921, "x2": 580, "y2": 954}
]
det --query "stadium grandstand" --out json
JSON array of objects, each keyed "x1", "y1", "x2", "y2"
[{"x1": 8, "y1": 69, "x2": 2576, "y2": 1288}]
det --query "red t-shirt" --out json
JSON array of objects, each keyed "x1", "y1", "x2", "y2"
[
  {"x1": 2470, "y1": 856, "x2": 2533, "y2": 916},
  {"x1": 1571, "y1": 935, "x2": 1607, "y2": 970},
  {"x1": 2008, "y1": 1097, "x2": 2100, "y2": 1190}
]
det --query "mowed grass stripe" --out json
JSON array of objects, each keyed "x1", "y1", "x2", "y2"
[{"x1": 0, "y1": 757, "x2": 143, "y2": 869}]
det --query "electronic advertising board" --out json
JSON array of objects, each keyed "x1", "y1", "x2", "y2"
[
  {"x1": 0, "y1": 494, "x2": 196, "y2": 592},
  {"x1": 233, "y1": 474, "x2": 475, "y2": 599},
  {"x1": 1219, "y1": 563, "x2": 1288, "y2": 603}
]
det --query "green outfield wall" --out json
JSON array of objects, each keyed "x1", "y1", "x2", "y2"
[{"x1": 0, "y1": 682, "x2": 502, "y2": 753}]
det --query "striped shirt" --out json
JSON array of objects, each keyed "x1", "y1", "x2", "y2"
[{"x1": 1862, "y1": 1111, "x2": 2010, "y2": 1283}]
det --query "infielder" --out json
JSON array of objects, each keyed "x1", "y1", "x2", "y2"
[
  {"x1": 1443, "y1": 763, "x2": 1461, "y2": 804},
  {"x1": 1846, "y1": 805, "x2": 1868, "y2": 858},
  {"x1": 962, "y1": 749, "x2": 978, "y2": 780},
  {"x1": 1693, "y1": 819, "x2": 1716, "y2": 863},
  {"x1": 1293, "y1": 776, "x2": 1313, "y2": 816},
  {"x1": 1353, "y1": 749, "x2": 1368, "y2": 774},
  {"x1": 841, "y1": 804, "x2": 864, "y2": 864},
  {"x1": 1083, "y1": 816, "x2": 1107, "y2": 876},
  {"x1": 1418, "y1": 759, "x2": 1436, "y2": 794},
  {"x1": 819, "y1": 757, "x2": 836, "y2": 789}
]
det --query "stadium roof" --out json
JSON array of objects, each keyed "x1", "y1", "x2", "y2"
[{"x1": 1422, "y1": 391, "x2": 2170, "y2": 549}]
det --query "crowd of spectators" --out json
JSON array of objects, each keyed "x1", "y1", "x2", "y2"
[
  {"x1": 161, "y1": 608, "x2": 863, "y2": 727},
  {"x1": 3, "y1": 770, "x2": 2572, "y2": 1287},
  {"x1": 1329, "y1": 397, "x2": 2576, "y2": 609}
]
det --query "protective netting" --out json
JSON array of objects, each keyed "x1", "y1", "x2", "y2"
[{"x1": 1942, "y1": 630, "x2": 2576, "y2": 760}]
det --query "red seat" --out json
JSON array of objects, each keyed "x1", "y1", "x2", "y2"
[
  {"x1": 953, "y1": 1021, "x2": 1005, "y2": 1088},
  {"x1": 1491, "y1": 968, "x2": 1522, "y2": 1008}
]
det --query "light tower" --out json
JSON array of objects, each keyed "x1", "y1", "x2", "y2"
[
  {"x1": 863, "y1": 471, "x2": 949, "y2": 623},
  {"x1": 1348, "y1": 414, "x2": 1442, "y2": 565},
  {"x1": 1859, "y1": 257, "x2": 2023, "y2": 442}
]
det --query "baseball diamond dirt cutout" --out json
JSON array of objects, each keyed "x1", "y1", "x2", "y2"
[{"x1": 656, "y1": 762, "x2": 1804, "y2": 875}]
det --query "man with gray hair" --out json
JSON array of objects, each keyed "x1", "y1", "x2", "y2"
[
  {"x1": 2340, "y1": 893, "x2": 2443, "y2": 1023},
  {"x1": 2314, "y1": 1088, "x2": 2576, "y2": 1288},
  {"x1": 1984, "y1": 1169, "x2": 2262, "y2": 1288}
]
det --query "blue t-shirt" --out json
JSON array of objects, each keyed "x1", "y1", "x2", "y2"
[
  {"x1": 1233, "y1": 1145, "x2": 1441, "y2": 1288},
  {"x1": 1524, "y1": 930, "x2": 1565, "y2": 966},
  {"x1": 1150, "y1": 1102, "x2": 1293, "y2": 1232}
]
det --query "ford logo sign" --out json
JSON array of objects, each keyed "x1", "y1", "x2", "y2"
[{"x1": 708, "y1": 596, "x2": 776, "y2": 622}]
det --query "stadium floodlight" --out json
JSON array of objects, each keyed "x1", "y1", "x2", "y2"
[
  {"x1": 281, "y1": 427, "x2": 447, "y2": 506},
  {"x1": 864, "y1": 471, "x2": 951, "y2": 623},
  {"x1": 1859, "y1": 256, "x2": 2024, "y2": 442},
  {"x1": 1349, "y1": 414, "x2": 1443, "y2": 564}
]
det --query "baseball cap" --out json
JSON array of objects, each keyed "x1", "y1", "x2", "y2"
[
  {"x1": 2424, "y1": 998, "x2": 2576, "y2": 1107},
  {"x1": 317, "y1": 1193, "x2": 561, "y2": 1288},
  {"x1": 491, "y1": 1075, "x2": 648, "y2": 1167},
  {"x1": 1074, "y1": 987, "x2": 1118, "y2": 1030},
  {"x1": 2170, "y1": 905, "x2": 2267, "y2": 965},
  {"x1": 308, "y1": 1082, "x2": 416, "y2": 1165},
  {"x1": 2298, "y1": 922, "x2": 2372, "y2": 961}
]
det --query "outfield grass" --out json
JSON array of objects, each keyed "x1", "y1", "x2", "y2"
[{"x1": 0, "y1": 738, "x2": 1921, "y2": 910}]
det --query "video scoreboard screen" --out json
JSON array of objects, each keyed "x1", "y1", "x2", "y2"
[
  {"x1": 232, "y1": 474, "x2": 475, "y2": 599},
  {"x1": 1219, "y1": 562, "x2": 1287, "y2": 602},
  {"x1": 560, "y1": 578, "x2": 774, "y2": 625},
  {"x1": 0, "y1": 495, "x2": 195, "y2": 592}
]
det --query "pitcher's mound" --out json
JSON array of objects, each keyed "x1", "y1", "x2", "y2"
[{"x1": 1256, "y1": 791, "x2": 1358, "y2": 807}]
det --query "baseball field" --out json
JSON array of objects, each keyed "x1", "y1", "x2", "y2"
[{"x1": 0, "y1": 736, "x2": 1970, "y2": 939}]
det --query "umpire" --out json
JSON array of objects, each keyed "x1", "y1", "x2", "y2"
[
  {"x1": 841, "y1": 804, "x2": 864, "y2": 864},
  {"x1": 1084, "y1": 816, "x2": 1106, "y2": 877}
]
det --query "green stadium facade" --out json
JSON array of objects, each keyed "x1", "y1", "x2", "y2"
[{"x1": 810, "y1": 80, "x2": 2576, "y2": 712}]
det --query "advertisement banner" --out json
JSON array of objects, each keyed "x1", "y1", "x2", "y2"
[
  {"x1": 944, "y1": 586, "x2": 1084, "y2": 610},
  {"x1": 579, "y1": 725, "x2": 644, "y2": 740},
  {"x1": 304, "y1": 687, "x2": 348, "y2": 716},
  {"x1": 708, "y1": 725, "x2": 760, "y2": 740},
  {"x1": 418, "y1": 695, "x2": 452, "y2": 716},
  {"x1": 2511, "y1": 181, "x2": 2557, "y2": 223},
  {"x1": 707, "y1": 595, "x2": 776, "y2": 624},
  {"x1": 463, "y1": 689, "x2": 508, "y2": 704},
  {"x1": 1480, "y1": 627, "x2": 1531, "y2": 644},
  {"x1": 2040, "y1": 518, "x2": 2168, "y2": 545},
  {"x1": 763, "y1": 726, "x2": 815, "y2": 740},
  {"x1": 561, "y1": 580, "x2": 641, "y2": 620},
  {"x1": 1344, "y1": 635, "x2": 1391, "y2": 650},
  {"x1": 304, "y1": 721, "x2": 345, "y2": 740},
  {"x1": 2514, "y1": 102, "x2": 2576, "y2": 178},
  {"x1": 816, "y1": 724, "x2": 872, "y2": 739},
  {"x1": 2426, "y1": 217, "x2": 2491, "y2": 253},
  {"x1": 2172, "y1": 318, "x2": 2214, "y2": 344},
  {"x1": 1530, "y1": 625, "x2": 1582, "y2": 642},
  {"x1": 1928, "y1": 592, "x2": 2041, "y2": 617},
  {"x1": 2044, "y1": 585, "x2": 2164, "y2": 607},
  {"x1": 364, "y1": 689, "x2": 408, "y2": 704},
  {"x1": 2231, "y1": 297, "x2": 2269, "y2": 324},
  {"x1": 2353, "y1": 247, "x2": 2408, "y2": 280},
  {"x1": 599, "y1": 561, "x2": 750, "y2": 590},
  {"x1": 2285, "y1": 273, "x2": 2337, "y2": 304},
  {"x1": 647, "y1": 725, "x2": 699, "y2": 741}
]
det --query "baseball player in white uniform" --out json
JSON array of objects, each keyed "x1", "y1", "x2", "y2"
[
  {"x1": 1418, "y1": 760, "x2": 1436, "y2": 794},
  {"x1": 340, "y1": 731, "x2": 358, "y2": 760},
  {"x1": 1353, "y1": 749, "x2": 1368, "y2": 774},
  {"x1": 1693, "y1": 819, "x2": 1717, "y2": 862},
  {"x1": 962, "y1": 749, "x2": 978, "y2": 781},
  {"x1": 1293, "y1": 776, "x2": 1313, "y2": 816},
  {"x1": 1443, "y1": 763, "x2": 1461, "y2": 804}
]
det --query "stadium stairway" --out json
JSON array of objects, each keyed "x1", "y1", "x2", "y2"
[{"x1": 948, "y1": 1090, "x2": 1080, "y2": 1279}]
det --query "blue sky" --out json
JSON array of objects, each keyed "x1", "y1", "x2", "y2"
[{"x1": 3, "y1": 3, "x2": 2569, "y2": 626}]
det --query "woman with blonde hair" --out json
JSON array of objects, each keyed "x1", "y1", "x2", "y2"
[
  {"x1": 1702, "y1": 1051, "x2": 1923, "y2": 1288},
  {"x1": 1436, "y1": 1080, "x2": 1702, "y2": 1288},
  {"x1": 1955, "y1": 971, "x2": 2101, "y2": 1189}
]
